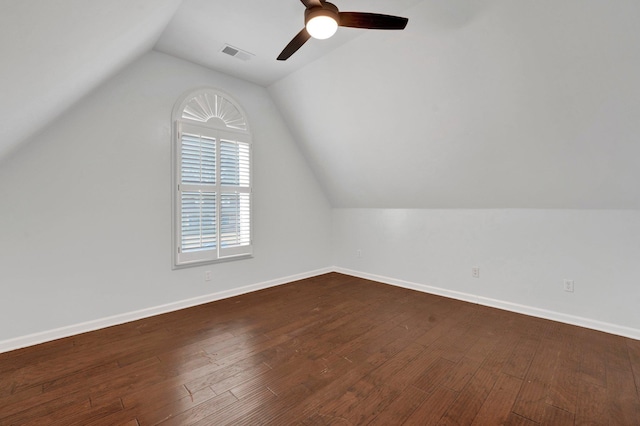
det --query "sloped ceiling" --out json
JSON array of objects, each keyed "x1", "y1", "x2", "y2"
[
  {"x1": 154, "y1": 0, "x2": 422, "y2": 86},
  {"x1": 2, "y1": 0, "x2": 640, "y2": 209},
  {"x1": 0, "y1": 0, "x2": 183, "y2": 160},
  {"x1": 269, "y1": 0, "x2": 640, "y2": 208}
]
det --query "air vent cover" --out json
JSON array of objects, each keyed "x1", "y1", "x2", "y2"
[{"x1": 221, "y1": 44, "x2": 254, "y2": 61}]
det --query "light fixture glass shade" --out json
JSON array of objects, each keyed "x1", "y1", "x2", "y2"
[{"x1": 306, "y1": 15, "x2": 338, "y2": 39}]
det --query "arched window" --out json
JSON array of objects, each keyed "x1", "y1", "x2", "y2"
[{"x1": 172, "y1": 88, "x2": 252, "y2": 267}]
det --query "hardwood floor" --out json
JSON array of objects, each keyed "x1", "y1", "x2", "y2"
[{"x1": 1, "y1": 272, "x2": 639, "y2": 425}]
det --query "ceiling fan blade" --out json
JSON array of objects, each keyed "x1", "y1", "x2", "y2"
[
  {"x1": 300, "y1": 0, "x2": 322, "y2": 8},
  {"x1": 339, "y1": 12, "x2": 408, "y2": 30},
  {"x1": 277, "y1": 28, "x2": 311, "y2": 60}
]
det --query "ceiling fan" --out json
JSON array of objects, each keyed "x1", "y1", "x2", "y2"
[{"x1": 277, "y1": 0, "x2": 409, "y2": 61}]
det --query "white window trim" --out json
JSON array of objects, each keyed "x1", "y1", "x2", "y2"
[{"x1": 171, "y1": 88, "x2": 253, "y2": 269}]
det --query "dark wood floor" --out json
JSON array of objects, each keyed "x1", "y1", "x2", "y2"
[{"x1": 1, "y1": 273, "x2": 639, "y2": 425}]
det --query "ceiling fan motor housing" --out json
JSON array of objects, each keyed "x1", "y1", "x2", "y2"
[{"x1": 305, "y1": 2, "x2": 339, "y2": 26}]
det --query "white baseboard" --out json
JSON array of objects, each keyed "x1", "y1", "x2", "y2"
[
  {"x1": 0, "y1": 267, "x2": 333, "y2": 354},
  {"x1": 334, "y1": 267, "x2": 640, "y2": 341},
  {"x1": 3, "y1": 265, "x2": 637, "y2": 354}
]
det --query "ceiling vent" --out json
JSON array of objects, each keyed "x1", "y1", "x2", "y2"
[{"x1": 221, "y1": 44, "x2": 254, "y2": 61}]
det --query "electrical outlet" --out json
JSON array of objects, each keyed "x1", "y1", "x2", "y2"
[
  {"x1": 563, "y1": 279, "x2": 574, "y2": 292},
  {"x1": 472, "y1": 267, "x2": 480, "y2": 278},
  {"x1": 356, "y1": 249, "x2": 362, "y2": 258},
  {"x1": 205, "y1": 271, "x2": 212, "y2": 281}
]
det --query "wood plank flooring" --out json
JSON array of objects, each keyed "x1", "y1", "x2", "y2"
[{"x1": 1, "y1": 272, "x2": 639, "y2": 425}]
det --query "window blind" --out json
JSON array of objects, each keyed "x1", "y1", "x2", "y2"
[
  {"x1": 175, "y1": 122, "x2": 252, "y2": 266},
  {"x1": 181, "y1": 191, "x2": 217, "y2": 252},
  {"x1": 220, "y1": 192, "x2": 251, "y2": 247},
  {"x1": 220, "y1": 140, "x2": 250, "y2": 187},
  {"x1": 181, "y1": 134, "x2": 216, "y2": 184}
]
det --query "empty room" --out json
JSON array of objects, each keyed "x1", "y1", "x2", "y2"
[{"x1": 1, "y1": 0, "x2": 639, "y2": 424}]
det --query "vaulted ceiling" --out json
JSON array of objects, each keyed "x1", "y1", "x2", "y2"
[
  {"x1": 2, "y1": 0, "x2": 640, "y2": 208},
  {"x1": 269, "y1": 0, "x2": 640, "y2": 208},
  {"x1": 0, "y1": 0, "x2": 183, "y2": 160}
]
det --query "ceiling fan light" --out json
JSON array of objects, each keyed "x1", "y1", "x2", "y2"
[{"x1": 306, "y1": 12, "x2": 338, "y2": 39}]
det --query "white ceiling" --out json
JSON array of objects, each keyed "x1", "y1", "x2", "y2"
[
  {"x1": 0, "y1": 0, "x2": 182, "y2": 160},
  {"x1": 154, "y1": 0, "x2": 423, "y2": 86},
  {"x1": 269, "y1": 0, "x2": 640, "y2": 208},
  {"x1": 2, "y1": 0, "x2": 640, "y2": 209},
  {"x1": 0, "y1": 0, "x2": 418, "y2": 160}
]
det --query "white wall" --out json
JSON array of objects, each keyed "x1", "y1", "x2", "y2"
[
  {"x1": 332, "y1": 208, "x2": 640, "y2": 339},
  {"x1": 0, "y1": 51, "x2": 332, "y2": 344}
]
